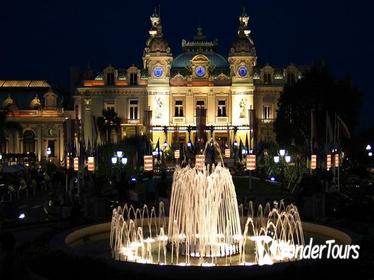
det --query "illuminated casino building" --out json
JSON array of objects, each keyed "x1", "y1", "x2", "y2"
[{"x1": 73, "y1": 9, "x2": 302, "y2": 150}]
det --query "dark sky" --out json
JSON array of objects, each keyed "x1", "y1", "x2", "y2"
[{"x1": 1, "y1": 0, "x2": 373, "y2": 127}]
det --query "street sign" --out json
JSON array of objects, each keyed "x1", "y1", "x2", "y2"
[
  {"x1": 144, "y1": 155, "x2": 153, "y2": 171},
  {"x1": 246, "y1": 154, "x2": 256, "y2": 170},
  {"x1": 174, "y1": 150, "x2": 180, "y2": 159},
  {"x1": 311, "y1": 154, "x2": 317, "y2": 170},
  {"x1": 73, "y1": 157, "x2": 79, "y2": 171},
  {"x1": 195, "y1": 154, "x2": 205, "y2": 171},
  {"x1": 326, "y1": 154, "x2": 332, "y2": 170},
  {"x1": 87, "y1": 156, "x2": 95, "y2": 172},
  {"x1": 334, "y1": 153, "x2": 340, "y2": 167},
  {"x1": 224, "y1": 148, "x2": 230, "y2": 158},
  {"x1": 66, "y1": 157, "x2": 70, "y2": 169}
]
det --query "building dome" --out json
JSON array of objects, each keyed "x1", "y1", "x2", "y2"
[
  {"x1": 172, "y1": 52, "x2": 229, "y2": 69},
  {"x1": 2, "y1": 95, "x2": 15, "y2": 108},
  {"x1": 30, "y1": 94, "x2": 41, "y2": 109},
  {"x1": 148, "y1": 36, "x2": 169, "y2": 53},
  {"x1": 230, "y1": 34, "x2": 256, "y2": 55}
]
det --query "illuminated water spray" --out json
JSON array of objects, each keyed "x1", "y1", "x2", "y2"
[{"x1": 110, "y1": 140, "x2": 304, "y2": 266}]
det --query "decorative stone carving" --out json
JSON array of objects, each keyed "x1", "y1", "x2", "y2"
[
  {"x1": 154, "y1": 96, "x2": 163, "y2": 119},
  {"x1": 240, "y1": 98, "x2": 247, "y2": 118}
]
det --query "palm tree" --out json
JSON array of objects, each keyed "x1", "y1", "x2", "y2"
[{"x1": 96, "y1": 108, "x2": 121, "y2": 144}]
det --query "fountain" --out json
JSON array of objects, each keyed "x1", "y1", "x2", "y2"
[{"x1": 110, "y1": 142, "x2": 305, "y2": 266}]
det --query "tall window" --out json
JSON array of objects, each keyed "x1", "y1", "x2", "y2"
[
  {"x1": 287, "y1": 72, "x2": 296, "y2": 85},
  {"x1": 263, "y1": 73, "x2": 272, "y2": 84},
  {"x1": 130, "y1": 73, "x2": 137, "y2": 85},
  {"x1": 263, "y1": 105, "x2": 272, "y2": 120},
  {"x1": 196, "y1": 100, "x2": 205, "y2": 108},
  {"x1": 107, "y1": 72, "x2": 115, "y2": 85},
  {"x1": 23, "y1": 130, "x2": 35, "y2": 154},
  {"x1": 104, "y1": 102, "x2": 115, "y2": 111},
  {"x1": 47, "y1": 140, "x2": 55, "y2": 157},
  {"x1": 45, "y1": 94, "x2": 57, "y2": 108},
  {"x1": 175, "y1": 100, "x2": 183, "y2": 117},
  {"x1": 217, "y1": 100, "x2": 226, "y2": 117},
  {"x1": 129, "y1": 100, "x2": 139, "y2": 120}
]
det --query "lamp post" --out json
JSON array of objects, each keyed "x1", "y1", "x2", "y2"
[
  {"x1": 111, "y1": 151, "x2": 127, "y2": 181},
  {"x1": 46, "y1": 147, "x2": 51, "y2": 162},
  {"x1": 273, "y1": 149, "x2": 291, "y2": 185}
]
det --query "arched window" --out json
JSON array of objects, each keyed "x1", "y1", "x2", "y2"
[{"x1": 23, "y1": 130, "x2": 35, "y2": 154}]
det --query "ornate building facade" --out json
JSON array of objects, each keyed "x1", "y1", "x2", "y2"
[
  {"x1": 74, "y1": 10, "x2": 302, "y2": 149},
  {"x1": 0, "y1": 80, "x2": 66, "y2": 163}
]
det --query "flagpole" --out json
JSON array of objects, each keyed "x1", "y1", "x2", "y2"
[{"x1": 337, "y1": 116, "x2": 340, "y2": 192}]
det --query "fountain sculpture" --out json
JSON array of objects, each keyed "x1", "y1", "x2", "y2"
[{"x1": 110, "y1": 143, "x2": 304, "y2": 266}]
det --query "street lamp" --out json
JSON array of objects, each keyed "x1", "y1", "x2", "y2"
[
  {"x1": 366, "y1": 144, "x2": 372, "y2": 151},
  {"x1": 274, "y1": 149, "x2": 290, "y2": 164},
  {"x1": 273, "y1": 156, "x2": 280, "y2": 163},
  {"x1": 112, "y1": 151, "x2": 127, "y2": 166},
  {"x1": 116, "y1": 151, "x2": 123, "y2": 158},
  {"x1": 285, "y1": 155, "x2": 291, "y2": 163}
]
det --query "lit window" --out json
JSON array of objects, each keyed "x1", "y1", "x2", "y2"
[
  {"x1": 263, "y1": 105, "x2": 272, "y2": 120},
  {"x1": 217, "y1": 100, "x2": 226, "y2": 117},
  {"x1": 104, "y1": 102, "x2": 115, "y2": 111},
  {"x1": 130, "y1": 73, "x2": 137, "y2": 85},
  {"x1": 129, "y1": 100, "x2": 139, "y2": 120},
  {"x1": 196, "y1": 100, "x2": 205, "y2": 108},
  {"x1": 175, "y1": 100, "x2": 184, "y2": 117},
  {"x1": 263, "y1": 73, "x2": 272, "y2": 84},
  {"x1": 107, "y1": 72, "x2": 115, "y2": 85},
  {"x1": 287, "y1": 72, "x2": 296, "y2": 85}
]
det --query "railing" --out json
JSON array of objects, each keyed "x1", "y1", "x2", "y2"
[
  {"x1": 216, "y1": 116, "x2": 229, "y2": 123},
  {"x1": 258, "y1": 118, "x2": 275, "y2": 124},
  {"x1": 172, "y1": 117, "x2": 186, "y2": 124}
]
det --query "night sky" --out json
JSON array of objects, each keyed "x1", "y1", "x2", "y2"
[{"x1": 1, "y1": 0, "x2": 373, "y2": 127}]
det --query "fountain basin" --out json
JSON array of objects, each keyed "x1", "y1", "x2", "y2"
[{"x1": 50, "y1": 221, "x2": 351, "y2": 279}]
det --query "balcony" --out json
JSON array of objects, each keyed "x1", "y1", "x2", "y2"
[
  {"x1": 259, "y1": 118, "x2": 275, "y2": 124},
  {"x1": 124, "y1": 118, "x2": 141, "y2": 125},
  {"x1": 172, "y1": 117, "x2": 186, "y2": 124},
  {"x1": 216, "y1": 116, "x2": 229, "y2": 124}
]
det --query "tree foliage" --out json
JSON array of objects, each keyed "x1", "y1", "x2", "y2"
[
  {"x1": 274, "y1": 62, "x2": 362, "y2": 150},
  {"x1": 96, "y1": 108, "x2": 121, "y2": 144}
]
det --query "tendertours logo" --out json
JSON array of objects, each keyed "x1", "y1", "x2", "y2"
[
  {"x1": 286, "y1": 238, "x2": 360, "y2": 260},
  {"x1": 253, "y1": 237, "x2": 360, "y2": 263}
]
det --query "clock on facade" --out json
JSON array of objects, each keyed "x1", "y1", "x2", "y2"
[
  {"x1": 153, "y1": 66, "x2": 164, "y2": 78},
  {"x1": 195, "y1": 66, "x2": 206, "y2": 77},
  {"x1": 238, "y1": 66, "x2": 248, "y2": 77}
]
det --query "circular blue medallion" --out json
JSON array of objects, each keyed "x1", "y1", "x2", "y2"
[
  {"x1": 195, "y1": 66, "x2": 206, "y2": 77},
  {"x1": 153, "y1": 66, "x2": 163, "y2": 78},
  {"x1": 238, "y1": 66, "x2": 248, "y2": 77}
]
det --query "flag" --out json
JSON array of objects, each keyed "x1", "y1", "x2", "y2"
[
  {"x1": 245, "y1": 133, "x2": 250, "y2": 153},
  {"x1": 325, "y1": 111, "x2": 334, "y2": 151},
  {"x1": 336, "y1": 115, "x2": 351, "y2": 139},
  {"x1": 156, "y1": 138, "x2": 160, "y2": 160},
  {"x1": 310, "y1": 109, "x2": 317, "y2": 153},
  {"x1": 239, "y1": 138, "x2": 244, "y2": 160}
]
